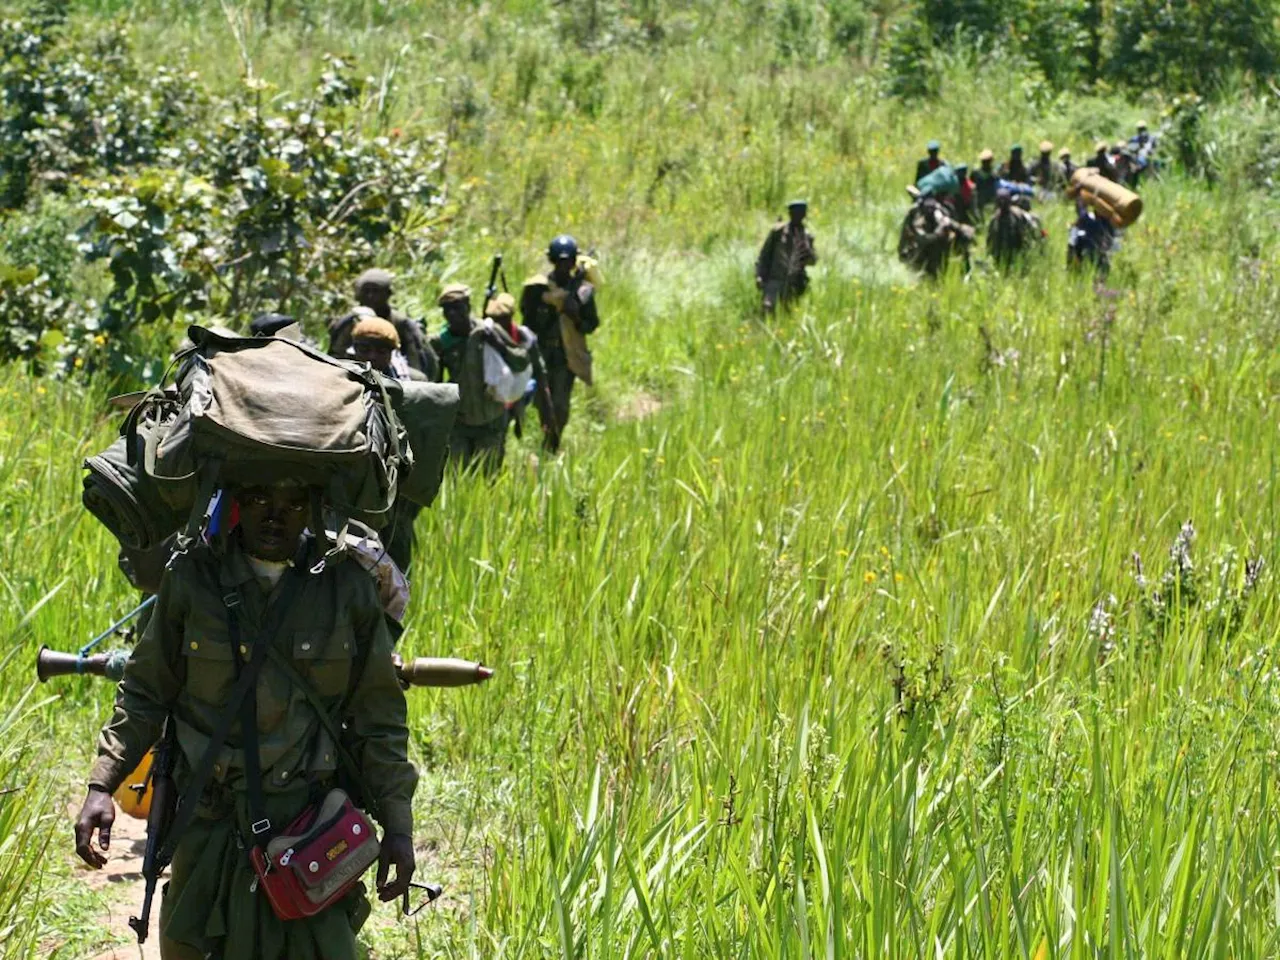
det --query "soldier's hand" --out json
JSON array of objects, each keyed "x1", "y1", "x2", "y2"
[
  {"x1": 74, "y1": 786, "x2": 116, "y2": 869},
  {"x1": 376, "y1": 832, "x2": 416, "y2": 902}
]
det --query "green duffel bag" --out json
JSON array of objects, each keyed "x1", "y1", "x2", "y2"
[
  {"x1": 82, "y1": 426, "x2": 187, "y2": 552},
  {"x1": 382, "y1": 378, "x2": 459, "y2": 508},
  {"x1": 916, "y1": 163, "x2": 959, "y2": 198}
]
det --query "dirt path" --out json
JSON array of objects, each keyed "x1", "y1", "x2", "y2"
[{"x1": 77, "y1": 805, "x2": 160, "y2": 960}]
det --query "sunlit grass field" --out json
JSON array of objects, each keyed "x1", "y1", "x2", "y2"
[{"x1": 3, "y1": 1, "x2": 1280, "y2": 957}]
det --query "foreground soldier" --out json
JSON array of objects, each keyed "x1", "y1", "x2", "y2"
[
  {"x1": 755, "y1": 200, "x2": 817, "y2": 315},
  {"x1": 986, "y1": 189, "x2": 1045, "y2": 269},
  {"x1": 328, "y1": 269, "x2": 437, "y2": 381},
  {"x1": 75, "y1": 481, "x2": 417, "y2": 959},
  {"x1": 519, "y1": 236, "x2": 603, "y2": 452},
  {"x1": 432, "y1": 284, "x2": 530, "y2": 475}
]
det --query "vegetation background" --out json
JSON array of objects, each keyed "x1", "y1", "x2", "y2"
[{"x1": 2, "y1": 0, "x2": 1280, "y2": 956}]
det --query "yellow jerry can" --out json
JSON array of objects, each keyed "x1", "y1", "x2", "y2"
[{"x1": 112, "y1": 747, "x2": 155, "y2": 820}]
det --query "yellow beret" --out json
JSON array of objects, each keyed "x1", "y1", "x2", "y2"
[
  {"x1": 437, "y1": 283, "x2": 471, "y2": 305},
  {"x1": 351, "y1": 316, "x2": 400, "y2": 348},
  {"x1": 484, "y1": 292, "x2": 517, "y2": 320}
]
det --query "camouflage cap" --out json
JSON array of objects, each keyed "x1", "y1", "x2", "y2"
[
  {"x1": 1039, "y1": 140, "x2": 1053, "y2": 153},
  {"x1": 354, "y1": 268, "x2": 394, "y2": 296},
  {"x1": 352, "y1": 316, "x2": 401, "y2": 348},
  {"x1": 437, "y1": 283, "x2": 472, "y2": 305},
  {"x1": 484, "y1": 292, "x2": 517, "y2": 320},
  {"x1": 978, "y1": 148, "x2": 994, "y2": 161}
]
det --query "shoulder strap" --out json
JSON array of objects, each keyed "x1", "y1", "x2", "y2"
[
  {"x1": 261, "y1": 643, "x2": 379, "y2": 822},
  {"x1": 157, "y1": 567, "x2": 307, "y2": 862}
]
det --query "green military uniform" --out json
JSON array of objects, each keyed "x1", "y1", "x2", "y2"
[
  {"x1": 755, "y1": 216, "x2": 817, "y2": 312},
  {"x1": 429, "y1": 316, "x2": 529, "y2": 476},
  {"x1": 89, "y1": 539, "x2": 416, "y2": 960},
  {"x1": 986, "y1": 202, "x2": 1044, "y2": 269}
]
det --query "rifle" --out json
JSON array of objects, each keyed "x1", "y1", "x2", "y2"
[
  {"x1": 38, "y1": 647, "x2": 494, "y2": 688},
  {"x1": 481, "y1": 253, "x2": 503, "y2": 316},
  {"x1": 129, "y1": 718, "x2": 176, "y2": 944}
]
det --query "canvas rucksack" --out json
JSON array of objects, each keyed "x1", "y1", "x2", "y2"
[{"x1": 83, "y1": 325, "x2": 458, "y2": 558}]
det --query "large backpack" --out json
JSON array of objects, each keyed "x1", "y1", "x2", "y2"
[{"x1": 83, "y1": 325, "x2": 458, "y2": 556}]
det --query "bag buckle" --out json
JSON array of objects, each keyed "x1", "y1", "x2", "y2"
[
  {"x1": 251, "y1": 818, "x2": 272, "y2": 836},
  {"x1": 223, "y1": 592, "x2": 241, "y2": 609}
]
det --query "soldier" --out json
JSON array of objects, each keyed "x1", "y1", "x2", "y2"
[
  {"x1": 972, "y1": 148, "x2": 999, "y2": 214},
  {"x1": 899, "y1": 193, "x2": 972, "y2": 278},
  {"x1": 1029, "y1": 140, "x2": 1057, "y2": 190},
  {"x1": 755, "y1": 200, "x2": 817, "y2": 315},
  {"x1": 986, "y1": 188, "x2": 1045, "y2": 269},
  {"x1": 74, "y1": 479, "x2": 418, "y2": 960},
  {"x1": 519, "y1": 235, "x2": 602, "y2": 454},
  {"x1": 1130, "y1": 121, "x2": 1155, "y2": 154},
  {"x1": 949, "y1": 163, "x2": 977, "y2": 226},
  {"x1": 431, "y1": 284, "x2": 530, "y2": 476},
  {"x1": 329, "y1": 269, "x2": 438, "y2": 381},
  {"x1": 484, "y1": 292, "x2": 549, "y2": 441},
  {"x1": 349, "y1": 315, "x2": 426, "y2": 573},
  {"x1": 998, "y1": 144, "x2": 1031, "y2": 184},
  {"x1": 915, "y1": 140, "x2": 945, "y2": 184},
  {"x1": 1091, "y1": 141, "x2": 1119, "y2": 182},
  {"x1": 1058, "y1": 147, "x2": 1076, "y2": 184}
]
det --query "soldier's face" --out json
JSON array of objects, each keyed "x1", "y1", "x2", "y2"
[
  {"x1": 354, "y1": 339, "x2": 394, "y2": 372},
  {"x1": 239, "y1": 485, "x2": 309, "y2": 562},
  {"x1": 442, "y1": 301, "x2": 471, "y2": 335},
  {"x1": 358, "y1": 287, "x2": 392, "y2": 315},
  {"x1": 551, "y1": 258, "x2": 574, "y2": 283}
]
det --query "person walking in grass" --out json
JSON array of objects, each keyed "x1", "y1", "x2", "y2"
[
  {"x1": 972, "y1": 148, "x2": 999, "y2": 214},
  {"x1": 1030, "y1": 141, "x2": 1058, "y2": 190},
  {"x1": 998, "y1": 144, "x2": 1031, "y2": 184},
  {"x1": 755, "y1": 200, "x2": 817, "y2": 316},
  {"x1": 1058, "y1": 147, "x2": 1076, "y2": 185},
  {"x1": 519, "y1": 235, "x2": 603, "y2": 453},
  {"x1": 431, "y1": 284, "x2": 530, "y2": 476},
  {"x1": 75, "y1": 479, "x2": 417, "y2": 960},
  {"x1": 986, "y1": 188, "x2": 1045, "y2": 270},
  {"x1": 914, "y1": 139, "x2": 945, "y2": 184},
  {"x1": 328, "y1": 269, "x2": 437, "y2": 382},
  {"x1": 1091, "y1": 141, "x2": 1119, "y2": 182}
]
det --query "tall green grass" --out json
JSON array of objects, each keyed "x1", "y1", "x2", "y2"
[{"x1": 3, "y1": 1, "x2": 1280, "y2": 957}]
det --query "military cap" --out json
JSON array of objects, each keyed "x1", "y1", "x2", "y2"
[
  {"x1": 953, "y1": 163, "x2": 969, "y2": 175},
  {"x1": 786, "y1": 199, "x2": 808, "y2": 211},
  {"x1": 1039, "y1": 140, "x2": 1053, "y2": 153},
  {"x1": 1114, "y1": 140, "x2": 1128, "y2": 152},
  {"x1": 354, "y1": 268, "x2": 394, "y2": 296},
  {"x1": 1136, "y1": 120, "x2": 1148, "y2": 130},
  {"x1": 978, "y1": 148, "x2": 994, "y2": 161},
  {"x1": 351, "y1": 316, "x2": 400, "y2": 348},
  {"x1": 484, "y1": 292, "x2": 517, "y2": 321},
  {"x1": 1095, "y1": 140, "x2": 1109, "y2": 153},
  {"x1": 437, "y1": 283, "x2": 472, "y2": 305},
  {"x1": 1010, "y1": 143, "x2": 1023, "y2": 152},
  {"x1": 1058, "y1": 147, "x2": 1071, "y2": 158},
  {"x1": 926, "y1": 140, "x2": 941, "y2": 152}
]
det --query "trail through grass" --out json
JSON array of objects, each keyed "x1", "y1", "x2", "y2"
[{"x1": 2, "y1": 2, "x2": 1280, "y2": 957}]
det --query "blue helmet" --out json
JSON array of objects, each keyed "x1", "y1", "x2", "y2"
[{"x1": 548, "y1": 234, "x2": 579, "y2": 262}]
